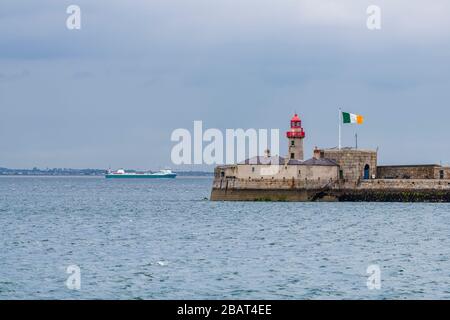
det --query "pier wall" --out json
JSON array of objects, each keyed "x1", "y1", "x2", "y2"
[{"x1": 210, "y1": 177, "x2": 450, "y2": 202}]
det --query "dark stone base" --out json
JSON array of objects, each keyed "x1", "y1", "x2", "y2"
[
  {"x1": 210, "y1": 188, "x2": 450, "y2": 202},
  {"x1": 337, "y1": 189, "x2": 450, "y2": 202},
  {"x1": 210, "y1": 188, "x2": 337, "y2": 202}
]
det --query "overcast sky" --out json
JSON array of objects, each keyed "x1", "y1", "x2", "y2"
[{"x1": 1, "y1": 0, "x2": 450, "y2": 170}]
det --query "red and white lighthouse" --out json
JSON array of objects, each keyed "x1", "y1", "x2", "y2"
[{"x1": 286, "y1": 114, "x2": 305, "y2": 160}]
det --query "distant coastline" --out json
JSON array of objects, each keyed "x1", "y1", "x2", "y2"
[{"x1": 0, "y1": 167, "x2": 213, "y2": 177}]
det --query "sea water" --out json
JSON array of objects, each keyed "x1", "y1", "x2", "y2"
[{"x1": 1, "y1": 176, "x2": 450, "y2": 299}]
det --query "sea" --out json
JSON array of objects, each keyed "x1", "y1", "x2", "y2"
[{"x1": 1, "y1": 176, "x2": 450, "y2": 299}]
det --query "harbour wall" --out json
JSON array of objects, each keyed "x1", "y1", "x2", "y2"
[{"x1": 210, "y1": 178, "x2": 450, "y2": 202}]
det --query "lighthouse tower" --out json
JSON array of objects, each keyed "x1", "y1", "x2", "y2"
[{"x1": 286, "y1": 114, "x2": 305, "y2": 160}]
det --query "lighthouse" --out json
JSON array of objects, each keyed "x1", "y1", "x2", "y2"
[{"x1": 286, "y1": 114, "x2": 305, "y2": 160}]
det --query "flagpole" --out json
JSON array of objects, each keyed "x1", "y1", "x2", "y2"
[{"x1": 338, "y1": 108, "x2": 342, "y2": 150}]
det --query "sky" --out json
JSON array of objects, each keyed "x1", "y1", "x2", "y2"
[{"x1": 1, "y1": 0, "x2": 450, "y2": 170}]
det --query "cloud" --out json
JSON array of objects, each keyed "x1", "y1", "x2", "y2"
[
  {"x1": 0, "y1": 70, "x2": 30, "y2": 81},
  {"x1": 0, "y1": 1, "x2": 449, "y2": 168},
  {"x1": 2, "y1": 0, "x2": 450, "y2": 60}
]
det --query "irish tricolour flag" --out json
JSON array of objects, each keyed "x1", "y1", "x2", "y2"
[{"x1": 342, "y1": 111, "x2": 364, "y2": 124}]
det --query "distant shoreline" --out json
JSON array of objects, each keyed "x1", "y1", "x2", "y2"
[{"x1": 0, "y1": 168, "x2": 213, "y2": 177}]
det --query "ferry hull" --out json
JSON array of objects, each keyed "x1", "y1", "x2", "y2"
[{"x1": 105, "y1": 174, "x2": 176, "y2": 179}]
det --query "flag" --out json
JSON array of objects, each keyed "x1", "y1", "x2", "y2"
[{"x1": 342, "y1": 112, "x2": 364, "y2": 124}]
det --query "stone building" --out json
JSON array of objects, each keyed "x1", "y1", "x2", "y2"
[
  {"x1": 231, "y1": 155, "x2": 339, "y2": 181},
  {"x1": 216, "y1": 114, "x2": 379, "y2": 184},
  {"x1": 313, "y1": 147, "x2": 377, "y2": 182}
]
